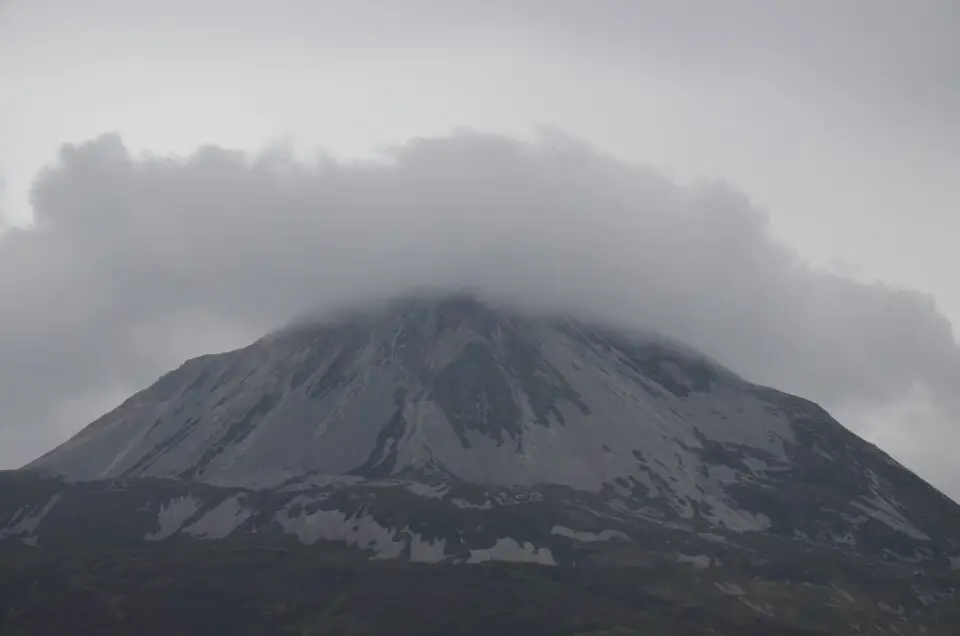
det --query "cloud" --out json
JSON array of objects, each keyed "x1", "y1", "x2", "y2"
[{"x1": 2, "y1": 130, "x2": 959, "y2": 498}]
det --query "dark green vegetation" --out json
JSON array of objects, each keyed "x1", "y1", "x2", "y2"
[{"x1": 2, "y1": 544, "x2": 957, "y2": 636}]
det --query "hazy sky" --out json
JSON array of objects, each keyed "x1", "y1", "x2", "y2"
[{"x1": 1, "y1": 1, "x2": 958, "y2": 498}]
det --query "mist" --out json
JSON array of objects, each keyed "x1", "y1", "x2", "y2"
[{"x1": 1, "y1": 130, "x2": 958, "y2": 498}]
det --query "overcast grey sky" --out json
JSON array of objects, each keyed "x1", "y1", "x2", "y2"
[{"x1": 1, "y1": 1, "x2": 958, "y2": 498}]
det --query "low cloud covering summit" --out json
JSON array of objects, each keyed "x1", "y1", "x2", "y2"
[{"x1": 2, "y1": 130, "x2": 958, "y2": 496}]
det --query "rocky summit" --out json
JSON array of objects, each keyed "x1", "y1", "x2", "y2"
[{"x1": 4, "y1": 294, "x2": 960, "y2": 635}]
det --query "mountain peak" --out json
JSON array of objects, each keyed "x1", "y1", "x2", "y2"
[
  {"x1": 25, "y1": 293, "x2": 960, "y2": 569},
  {"x1": 32, "y1": 293, "x2": 739, "y2": 481}
]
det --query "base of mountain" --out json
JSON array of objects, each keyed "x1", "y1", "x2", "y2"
[{"x1": 1, "y1": 543, "x2": 957, "y2": 636}]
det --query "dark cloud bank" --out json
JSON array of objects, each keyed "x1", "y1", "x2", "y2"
[{"x1": 2, "y1": 131, "x2": 958, "y2": 497}]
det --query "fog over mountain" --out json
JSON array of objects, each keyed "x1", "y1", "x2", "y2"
[{"x1": 1, "y1": 130, "x2": 958, "y2": 498}]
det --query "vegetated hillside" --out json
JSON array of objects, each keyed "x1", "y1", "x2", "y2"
[{"x1": 2, "y1": 542, "x2": 959, "y2": 636}]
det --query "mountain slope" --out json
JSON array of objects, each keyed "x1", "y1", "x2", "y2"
[
  {"x1": 26, "y1": 295, "x2": 960, "y2": 566},
  {"x1": 8, "y1": 293, "x2": 960, "y2": 634},
  {"x1": 32, "y1": 294, "x2": 753, "y2": 486}
]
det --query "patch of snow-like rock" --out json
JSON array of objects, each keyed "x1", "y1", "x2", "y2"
[
  {"x1": 698, "y1": 532, "x2": 729, "y2": 544},
  {"x1": 276, "y1": 498, "x2": 404, "y2": 558},
  {"x1": 707, "y1": 465, "x2": 740, "y2": 484},
  {"x1": 183, "y1": 495, "x2": 253, "y2": 539},
  {"x1": 739, "y1": 598, "x2": 776, "y2": 618},
  {"x1": 0, "y1": 494, "x2": 62, "y2": 542},
  {"x1": 714, "y1": 582, "x2": 746, "y2": 597},
  {"x1": 145, "y1": 495, "x2": 201, "y2": 540},
  {"x1": 467, "y1": 538, "x2": 556, "y2": 565},
  {"x1": 703, "y1": 507, "x2": 771, "y2": 533},
  {"x1": 451, "y1": 498, "x2": 493, "y2": 510},
  {"x1": 852, "y1": 494, "x2": 930, "y2": 542},
  {"x1": 407, "y1": 530, "x2": 447, "y2": 563}
]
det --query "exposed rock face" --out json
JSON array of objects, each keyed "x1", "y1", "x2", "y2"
[
  {"x1": 26, "y1": 295, "x2": 959, "y2": 561},
  {"x1": 32, "y1": 294, "x2": 752, "y2": 489},
  {"x1": 6, "y1": 294, "x2": 960, "y2": 633}
]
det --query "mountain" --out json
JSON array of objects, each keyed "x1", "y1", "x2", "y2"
[{"x1": 6, "y1": 294, "x2": 960, "y2": 635}]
